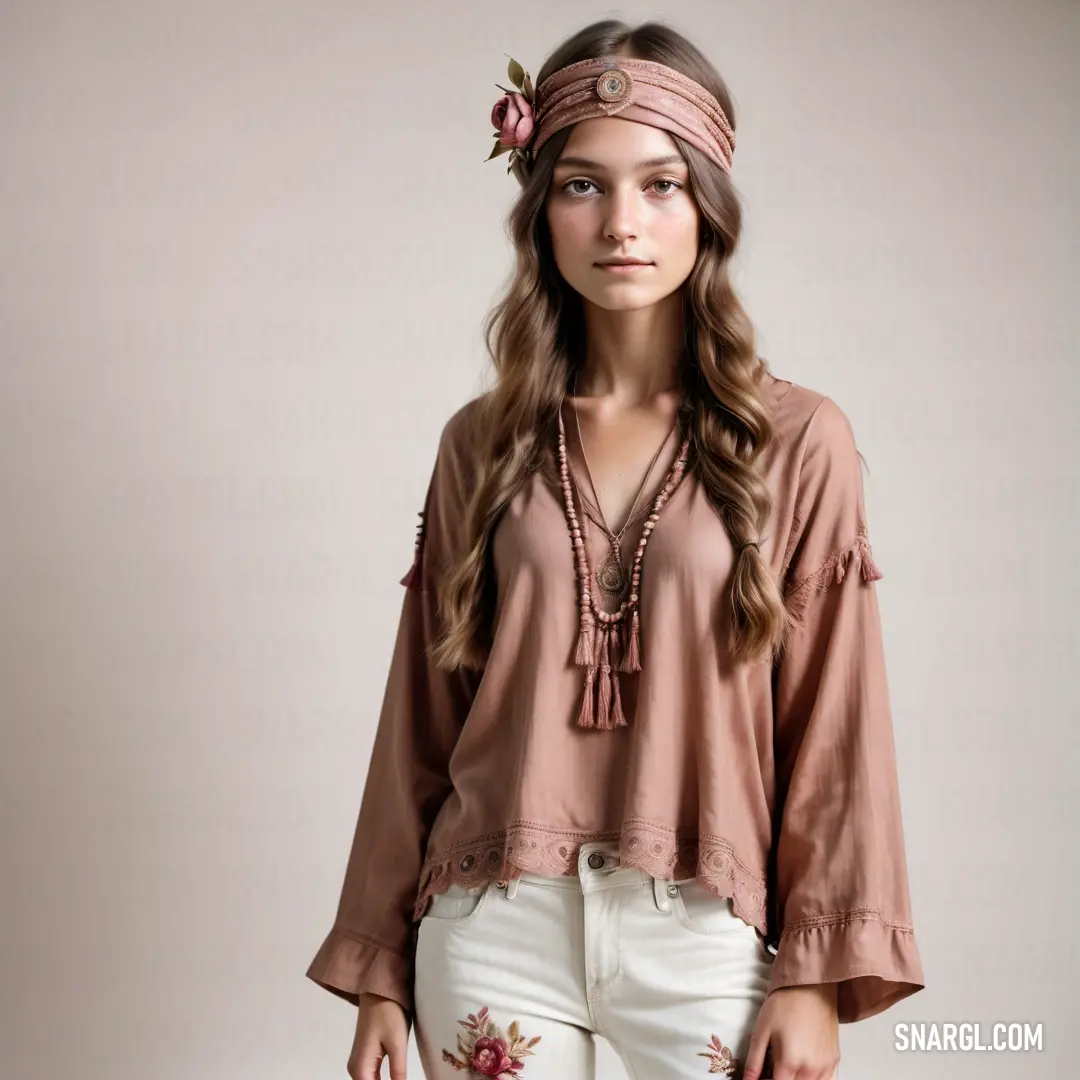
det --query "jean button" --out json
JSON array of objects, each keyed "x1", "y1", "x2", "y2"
[
  {"x1": 587, "y1": 853, "x2": 605, "y2": 870},
  {"x1": 667, "y1": 884, "x2": 679, "y2": 897}
]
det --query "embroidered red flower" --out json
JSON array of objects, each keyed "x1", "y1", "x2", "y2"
[
  {"x1": 441, "y1": 1005, "x2": 542, "y2": 1077},
  {"x1": 470, "y1": 1034, "x2": 515, "y2": 1076}
]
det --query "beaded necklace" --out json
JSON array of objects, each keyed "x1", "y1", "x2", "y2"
[
  {"x1": 571, "y1": 370, "x2": 672, "y2": 601},
  {"x1": 556, "y1": 395, "x2": 692, "y2": 730}
]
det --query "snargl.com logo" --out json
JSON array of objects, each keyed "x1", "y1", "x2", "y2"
[{"x1": 895, "y1": 1022, "x2": 1043, "y2": 1052}]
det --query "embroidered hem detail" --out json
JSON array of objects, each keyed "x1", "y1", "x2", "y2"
[
  {"x1": 414, "y1": 819, "x2": 768, "y2": 935},
  {"x1": 783, "y1": 523, "x2": 882, "y2": 626}
]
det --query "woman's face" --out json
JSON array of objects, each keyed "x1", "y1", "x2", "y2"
[{"x1": 545, "y1": 117, "x2": 701, "y2": 311}]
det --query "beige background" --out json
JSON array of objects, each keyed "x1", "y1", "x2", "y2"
[{"x1": 1, "y1": 1, "x2": 1077, "y2": 1077}]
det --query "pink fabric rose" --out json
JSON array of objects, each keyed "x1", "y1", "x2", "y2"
[
  {"x1": 470, "y1": 1035, "x2": 516, "y2": 1076},
  {"x1": 491, "y1": 92, "x2": 535, "y2": 149}
]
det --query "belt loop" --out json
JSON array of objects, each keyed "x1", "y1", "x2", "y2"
[
  {"x1": 504, "y1": 877, "x2": 520, "y2": 900},
  {"x1": 653, "y1": 877, "x2": 673, "y2": 913}
]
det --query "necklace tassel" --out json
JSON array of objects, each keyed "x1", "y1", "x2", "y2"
[
  {"x1": 611, "y1": 670, "x2": 627, "y2": 727},
  {"x1": 574, "y1": 613, "x2": 596, "y2": 666},
  {"x1": 596, "y1": 627, "x2": 613, "y2": 729},
  {"x1": 576, "y1": 665, "x2": 597, "y2": 728},
  {"x1": 620, "y1": 609, "x2": 642, "y2": 673},
  {"x1": 610, "y1": 624, "x2": 627, "y2": 727}
]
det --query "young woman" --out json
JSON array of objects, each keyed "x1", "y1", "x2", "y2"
[{"x1": 307, "y1": 19, "x2": 925, "y2": 1080}]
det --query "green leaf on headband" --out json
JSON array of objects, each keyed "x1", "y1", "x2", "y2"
[
  {"x1": 507, "y1": 57, "x2": 526, "y2": 89},
  {"x1": 523, "y1": 72, "x2": 534, "y2": 101},
  {"x1": 485, "y1": 141, "x2": 511, "y2": 161}
]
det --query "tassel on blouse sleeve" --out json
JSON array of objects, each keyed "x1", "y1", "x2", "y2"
[
  {"x1": 768, "y1": 395, "x2": 925, "y2": 1024},
  {"x1": 305, "y1": 405, "x2": 481, "y2": 1019}
]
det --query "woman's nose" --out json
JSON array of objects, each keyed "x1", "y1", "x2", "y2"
[{"x1": 602, "y1": 190, "x2": 640, "y2": 240}]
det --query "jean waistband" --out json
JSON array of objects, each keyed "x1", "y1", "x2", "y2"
[{"x1": 510, "y1": 840, "x2": 696, "y2": 890}]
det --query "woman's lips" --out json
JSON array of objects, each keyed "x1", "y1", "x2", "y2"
[{"x1": 597, "y1": 262, "x2": 653, "y2": 274}]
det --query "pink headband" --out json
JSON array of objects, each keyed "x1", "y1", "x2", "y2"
[{"x1": 531, "y1": 57, "x2": 735, "y2": 174}]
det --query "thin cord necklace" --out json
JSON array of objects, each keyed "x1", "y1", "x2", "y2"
[{"x1": 571, "y1": 369, "x2": 675, "y2": 600}]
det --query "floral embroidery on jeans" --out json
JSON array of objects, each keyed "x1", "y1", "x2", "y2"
[
  {"x1": 441, "y1": 1005, "x2": 542, "y2": 1077},
  {"x1": 698, "y1": 1033, "x2": 739, "y2": 1075}
]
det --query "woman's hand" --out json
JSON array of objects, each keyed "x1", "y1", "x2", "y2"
[
  {"x1": 347, "y1": 993, "x2": 410, "y2": 1080},
  {"x1": 742, "y1": 984, "x2": 840, "y2": 1080}
]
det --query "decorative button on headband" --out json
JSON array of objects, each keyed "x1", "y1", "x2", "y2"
[{"x1": 487, "y1": 54, "x2": 736, "y2": 175}]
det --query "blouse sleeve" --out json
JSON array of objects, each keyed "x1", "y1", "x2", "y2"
[
  {"x1": 767, "y1": 395, "x2": 925, "y2": 1024},
  {"x1": 305, "y1": 409, "x2": 481, "y2": 1017}
]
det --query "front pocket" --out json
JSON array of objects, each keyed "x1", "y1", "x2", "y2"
[
  {"x1": 421, "y1": 880, "x2": 491, "y2": 925},
  {"x1": 672, "y1": 878, "x2": 758, "y2": 938}
]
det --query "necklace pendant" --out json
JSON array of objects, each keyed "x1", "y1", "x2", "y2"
[{"x1": 596, "y1": 552, "x2": 628, "y2": 597}]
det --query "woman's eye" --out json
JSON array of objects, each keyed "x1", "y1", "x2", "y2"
[
  {"x1": 564, "y1": 179, "x2": 597, "y2": 196},
  {"x1": 652, "y1": 179, "x2": 680, "y2": 196}
]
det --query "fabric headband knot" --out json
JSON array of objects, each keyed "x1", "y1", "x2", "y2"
[{"x1": 488, "y1": 55, "x2": 736, "y2": 176}]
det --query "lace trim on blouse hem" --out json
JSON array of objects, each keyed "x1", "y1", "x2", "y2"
[{"x1": 414, "y1": 819, "x2": 768, "y2": 935}]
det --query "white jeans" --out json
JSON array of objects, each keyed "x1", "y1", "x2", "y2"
[{"x1": 413, "y1": 840, "x2": 775, "y2": 1079}]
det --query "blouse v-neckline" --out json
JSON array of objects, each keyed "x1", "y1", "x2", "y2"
[{"x1": 557, "y1": 397, "x2": 682, "y2": 534}]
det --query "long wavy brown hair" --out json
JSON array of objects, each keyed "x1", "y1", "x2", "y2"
[{"x1": 430, "y1": 18, "x2": 793, "y2": 674}]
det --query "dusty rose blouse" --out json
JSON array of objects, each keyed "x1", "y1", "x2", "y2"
[{"x1": 305, "y1": 372, "x2": 926, "y2": 1025}]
